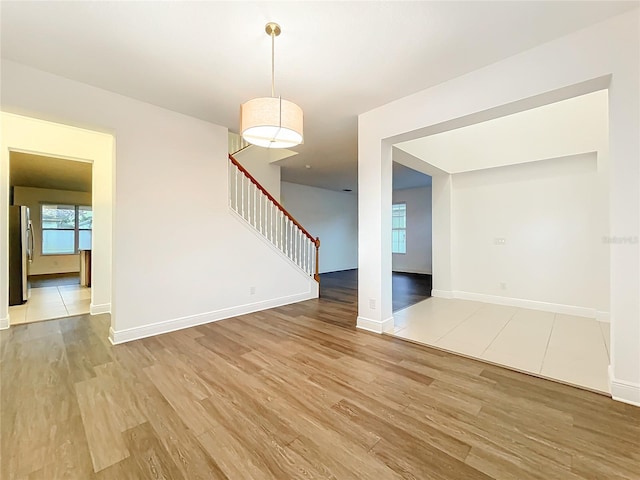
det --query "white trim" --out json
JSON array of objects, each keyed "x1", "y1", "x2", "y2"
[
  {"x1": 109, "y1": 286, "x2": 318, "y2": 345},
  {"x1": 90, "y1": 302, "x2": 111, "y2": 315},
  {"x1": 431, "y1": 289, "x2": 454, "y2": 299},
  {"x1": 0, "y1": 316, "x2": 8, "y2": 330},
  {"x1": 596, "y1": 311, "x2": 611, "y2": 323},
  {"x1": 432, "y1": 290, "x2": 598, "y2": 318},
  {"x1": 392, "y1": 269, "x2": 432, "y2": 275},
  {"x1": 356, "y1": 315, "x2": 394, "y2": 334},
  {"x1": 610, "y1": 369, "x2": 640, "y2": 407}
]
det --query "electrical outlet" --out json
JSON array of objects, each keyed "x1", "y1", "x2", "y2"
[
  {"x1": 250, "y1": 286, "x2": 256, "y2": 295},
  {"x1": 494, "y1": 237, "x2": 506, "y2": 245},
  {"x1": 369, "y1": 299, "x2": 376, "y2": 309}
]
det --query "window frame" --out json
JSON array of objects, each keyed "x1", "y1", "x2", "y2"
[
  {"x1": 392, "y1": 202, "x2": 407, "y2": 255},
  {"x1": 41, "y1": 203, "x2": 93, "y2": 256}
]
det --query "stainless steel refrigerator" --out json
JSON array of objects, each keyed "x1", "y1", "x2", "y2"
[{"x1": 9, "y1": 205, "x2": 33, "y2": 306}]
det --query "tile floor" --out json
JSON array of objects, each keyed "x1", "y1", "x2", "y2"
[
  {"x1": 8, "y1": 285, "x2": 91, "y2": 325},
  {"x1": 392, "y1": 297, "x2": 611, "y2": 394}
]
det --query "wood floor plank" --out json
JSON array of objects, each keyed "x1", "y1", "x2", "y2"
[
  {"x1": 2, "y1": 278, "x2": 640, "y2": 479},
  {"x1": 199, "y1": 394, "x2": 326, "y2": 479},
  {"x1": 122, "y1": 422, "x2": 186, "y2": 480},
  {"x1": 74, "y1": 375, "x2": 131, "y2": 472},
  {"x1": 143, "y1": 362, "x2": 219, "y2": 436}
]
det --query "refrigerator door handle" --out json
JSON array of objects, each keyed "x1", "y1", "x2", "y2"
[{"x1": 28, "y1": 220, "x2": 34, "y2": 263}]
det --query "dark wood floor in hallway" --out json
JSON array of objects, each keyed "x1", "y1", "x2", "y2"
[
  {"x1": 1, "y1": 283, "x2": 639, "y2": 479},
  {"x1": 320, "y1": 269, "x2": 432, "y2": 313}
]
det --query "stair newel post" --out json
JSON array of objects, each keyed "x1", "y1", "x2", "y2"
[{"x1": 314, "y1": 237, "x2": 321, "y2": 283}]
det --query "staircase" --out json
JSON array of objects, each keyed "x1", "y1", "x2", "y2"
[{"x1": 228, "y1": 151, "x2": 320, "y2": 282}]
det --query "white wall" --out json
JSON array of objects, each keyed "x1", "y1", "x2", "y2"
[
  {"x1": 1, "y1": 60, "x2": 318, "y2": 341},
  {"x1": 234, "y1": 146, "x2": 282, "y2": 201},
  {"x1": 358, "y1": 11, "x2": 639, "y2": 406},
  {"x1": 452, "y1": 154, "x2": 607, "y2": 314},
  {"x1": 281, "y1": 181, "x2": 357, "y2": 273},
  {"x1": 392, "y1": 186, "x2": 432, "y2": 274},
  {"x1": 13, "y1": 186, "x2": 92, "y2": 275}
]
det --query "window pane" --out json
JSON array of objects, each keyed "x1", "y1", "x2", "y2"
[
  {"x1": 392, "y1": 203, "x2": 407, "y2": 254},
  {"x1": 398, "y1": 230, "x2": 406, "y2": 253},
  {"x1": 392, "y1": 204, "x2": 406, "y2": 228},
  {"x1": 79, "y1": 230, "x2": 92, "y2": 250},
  {"x1": 42, "y1": 230, "x2": 75, "y2": 255},
  {"x1": 78, "y1": 206, "x2": 93, "y2": 230},
  {"x1": 42, "y1": 205, "x2": 75, "y2": 229}
]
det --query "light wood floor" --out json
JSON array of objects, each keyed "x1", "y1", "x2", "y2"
[{"x1": 1, "y1": 293, "x2": 639, "y2": 479}]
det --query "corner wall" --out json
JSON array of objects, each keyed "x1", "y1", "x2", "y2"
[
  {"x1": 451, "y1": 154, "x2": 608, "y2": 316},
  {"x1": 281, "y1": 181, "x2": 358, "y2": 273},
  {"x1": 392, "y1": 186, "x2": 432, "y2": 275}
]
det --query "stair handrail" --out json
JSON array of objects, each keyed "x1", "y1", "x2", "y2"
[{"x1": 229, "y1": 154, "x2": 321, "y2": 282}]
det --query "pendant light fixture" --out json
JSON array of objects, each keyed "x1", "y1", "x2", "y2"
[{"x1": 240, "y1": 22, "x2": 304, "y2": 149}]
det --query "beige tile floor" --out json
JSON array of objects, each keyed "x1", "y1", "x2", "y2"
[
  {"x1": 392, "y1": 297, "x2": 611, "y2": 394},
  {"x1": 8, "y1": 285, "x2": 91, "y2": 325}
]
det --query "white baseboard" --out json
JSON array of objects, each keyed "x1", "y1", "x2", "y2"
[
  {"x1": 609, "y1": 366, "x2": 640, "y2": 407},
  {"x1": 109, "y1": 288, "x2": 318, "y2": 345},
  {"x1": 90, "y1": 302, "x2": 111, "y2": 315},
  {"x1": 596, "y1": 311, "x2": 611, "y2": 323},
  {"x1": 356, "y1": 315, "x2": 394, "y2": 334},
  {"x1": 432, "y1": 290, "x2": 599, "y2": 318},
  {"x1": 392, "y1": 269, "x2": 432, "y2": 275},
  {"x1": 0, "y1": 316, "x2": 8, "y2": 330},
  {"x1": 431, "y1": 289, "x2": 454, "y2": 299}
]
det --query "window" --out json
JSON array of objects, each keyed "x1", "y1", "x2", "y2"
[
  {"x1": 392, "y1": 203, "x2": 406, "y2": 254},
  {"x1": 41, "y1": 204, "x2": 93, "y2": 255}
]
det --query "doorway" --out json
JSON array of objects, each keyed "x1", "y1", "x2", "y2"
[
  {"x1": 391, "y1": 162, "x2": 433, "y2": 313},
  {"x1": 0, "y1": 112, "x2": 114, "y2": 331},
  {"x1": 8, "y1": 152, "x2": 93, "y2": 324}
]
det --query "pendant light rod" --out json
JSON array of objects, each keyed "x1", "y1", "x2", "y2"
[
  {"x1": 265, "y1": 22, "x2": 281, "y2": 98},
  {"x1": 240, "y1": 21, "x2": 302, "y2": 149}
]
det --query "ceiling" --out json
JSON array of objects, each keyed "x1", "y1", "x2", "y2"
[
  {"x1": 396, "y1": 89, "x2": 607, "y2": 174},
  {"x1": 1, "y1": 2, "x2": 636, "y2": 192},
  {"x1": 10, "y1": 152, "x2": 92, "y2": 193},
  {"x1": 393, "y1": 163, "x2": 432, "y2": 191}
]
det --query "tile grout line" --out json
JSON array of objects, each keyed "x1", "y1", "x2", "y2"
[
  {"x1": 58, "y1": 286, "x2": 72, "y2": 314},
  {"x1": 597, "y1": 321, "x2": 610, "y2": 360},
  {"x1": 432, "y1": 303, "x2": 484, "y2": 343},
  {"x1": 539, "y1": 313, "x2": 556, "y2": 374},
  {"x1": 479, "y1": 308, "x2": 519, "y2": 357}
]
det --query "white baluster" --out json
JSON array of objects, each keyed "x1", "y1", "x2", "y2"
[
  {"x1": 241, "y1": 175, "x2": 245, "y2": 218},
  {"x1": 292, "y1": 224, "x2": 296, "y2": 263},
  {"x1": 278, "y1": 210, "x2": 282, "y2": 249},
  {"x1": 286, "y1": 219, "x2": 290, "y2": 257},
  {"x1": 303, "y1": 236, "x2": 306, "y2": 273},
  {"x1": 261, "y1": 193, "x2": 264, "y2": 234},
  {"x1": 254, "y1": 186, "x2": 258, "y2": 228},
  {"x1": 233, "y1": 165, "x2": 238, "y2": 212}
]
